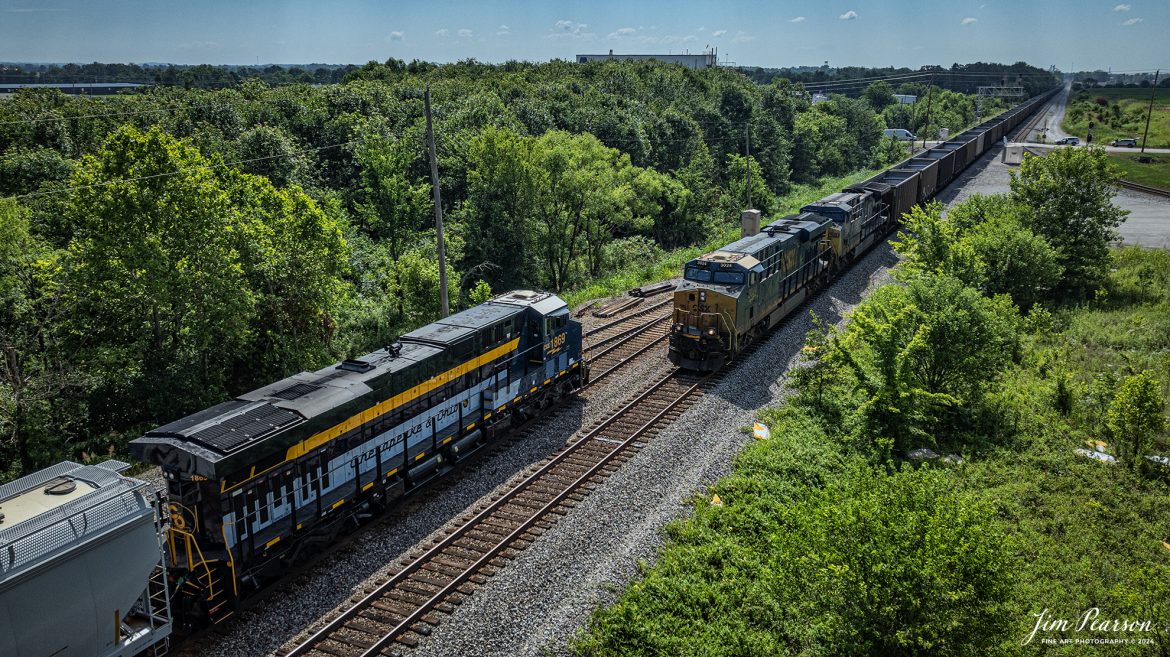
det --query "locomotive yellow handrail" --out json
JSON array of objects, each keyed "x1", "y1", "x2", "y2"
[{"x1": 168, "y1": 526, "x2": 218, "y2": 602}]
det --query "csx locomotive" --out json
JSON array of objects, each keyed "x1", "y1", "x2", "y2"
[
  {"x1": 129, "y1": 290, "x2": 585, "y2": 624},
  {"x1": 669, "y1": 86, "x2": 1059, "y2": 371}
]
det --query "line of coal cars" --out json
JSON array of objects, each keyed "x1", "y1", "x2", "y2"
[{"x1": 669, "y1": 88, "x2": 1059, "y2": 371}]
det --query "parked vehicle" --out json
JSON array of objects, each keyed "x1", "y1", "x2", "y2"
[
  {"x1": 883, "y1": 128, "x2": 917, "y2": 141},
  {"x1": 1111, "y1": 138, "x2": 1137, "y2": 147},
  {"x1": 1055, "y1": 137, "x2": 1080, "y2": 146}
]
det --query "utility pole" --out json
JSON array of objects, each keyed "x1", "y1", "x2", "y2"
[
  {"x1": 424, "y1": 85, "x2": 450, "y2": 318},
  {"x1": 1141, "y1": 70, "x2": 1159, "y2": 154},
  {"x1": 921, "y1": 71, "x2": 935, "y2": 149},
  {"x1": 744, "y1": 123, "x2": 752, "y2": 209}
]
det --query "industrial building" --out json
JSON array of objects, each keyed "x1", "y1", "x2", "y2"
[{"x1": 576, "y1": 49, "x2": 717, "y2": 69}]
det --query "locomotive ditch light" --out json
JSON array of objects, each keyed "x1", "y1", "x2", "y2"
[
  {"x1": 673, "y1": 323, "x2": 683, "y2": 333},
  {"x1": 707, "y1": 327, "x2": 717, "y2": 337}
]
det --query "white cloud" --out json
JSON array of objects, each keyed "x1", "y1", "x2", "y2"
[
  {"x1": 789, "y1": 16, "x2": 806, "y2": 23},
  {"x1": 434, "y1": 28, "x2": 449, "y2": 37},
  {"x1": 697, "y1": 25, "x2": 706, "y2": 32},
  {"x1": 839, "y1": 10, "x2": 858, "y2": 20},
  {"x1": 497, "y1": 24, "x2": 511, "y2": 35},
  {"x1": 1122, "y1": 16, "x2": 1143, "y2": 24},
  {"x1": 548, "y1": 20, "x2": 593, "y2": 39},
  {"x1": 1113, "y1": 3, "x2": 1131, "y2": 11},
  {"x1": 961, "y1": 17, "x2": 977, "y2": 25},
  {"x1": 386, "y1": 31, "x2": 404, "y2": 41},
  {"x1": 732, "y1": 32, "x2": 755, "y2": 43},
  {"x1": 979, "y1": 3, "x2": 986, "y2": 7},
  {"x1": 608, "y1": 27, "x2": 637, "y2": 38},
  {"x1": 457, "y1": 28, "x2": 473, "y2": 37},
  {"x1": 712, "y1": 29, "x2": 728, "y2": 37}
]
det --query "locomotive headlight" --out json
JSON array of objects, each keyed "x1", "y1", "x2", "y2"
[
  {"x1": 699, "y1": 291, "x2": 707, "y2": 302},
  {"x1": 706, "y1": 327, "x2": 717, "y2": 337}
]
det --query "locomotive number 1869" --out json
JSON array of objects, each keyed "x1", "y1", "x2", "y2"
[{"x1": 547, "y1": 332, "x2": 567, "y2": 352}]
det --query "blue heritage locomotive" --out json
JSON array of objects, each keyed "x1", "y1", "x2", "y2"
[{"x1": 129, "y1": 290, "x2": 585, "y2": 624}]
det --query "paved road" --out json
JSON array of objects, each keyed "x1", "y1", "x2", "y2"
[
  {"x1": 1019, "y1": 83, "x2": 1170, "y2": 153},
  {"x1": 937, "y1": 140, "x2": 1170, "y2": 249}
]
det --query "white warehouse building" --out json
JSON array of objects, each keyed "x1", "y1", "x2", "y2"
[{"x1": 576, "y1": 49, "x2": 717, "y2": 69}]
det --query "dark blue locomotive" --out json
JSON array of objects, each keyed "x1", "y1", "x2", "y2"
[{"x1": 130, "y1": 290, "x2": 585, "y2": 624}]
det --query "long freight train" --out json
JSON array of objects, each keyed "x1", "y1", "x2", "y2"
[
  {"x1": 1, "y1": 89, "x2": 1055, "y2": 657},
  {"x1": 669, "y1": 88, "x2": 1058, "y2": 371}
]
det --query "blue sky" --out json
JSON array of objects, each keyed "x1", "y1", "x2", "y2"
[{"x1": 0, "y1": 0, "x2": 1165, "y2": 71}]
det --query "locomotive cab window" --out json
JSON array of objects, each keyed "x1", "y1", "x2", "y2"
[
  {"x1": 546, "y1": 313, "x2": 567, "y2": 334},
  {"x1": 713, "y1": 271, "x2": 744, "y2": 285},
  {"x1": 685, "y1": 266, "x2": 712, "y2": 282}
]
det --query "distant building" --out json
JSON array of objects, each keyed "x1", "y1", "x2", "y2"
[
  {"x1": 576, "y1": 49, "x2": 716, "y2": 69},
  {"x1": 894, "y1": 94, "x2": 917, "y2": 105},
  {"x1": 0, "y1": 82, "x2": 146, "y2": 95}
]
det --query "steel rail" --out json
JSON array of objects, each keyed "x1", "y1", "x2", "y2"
[
  {"x1": 355, "y1": 370, "x2": 703, "y2": 657},
  {"x1": 283, "y1": 369, "x2": 700, "y2": 657},
  {"x1": 1118, "y1": 179, "x2": 1170, "y2": 199},
  {"x1": 583, "y1": 298, "x2": 672, "y2": 338}
]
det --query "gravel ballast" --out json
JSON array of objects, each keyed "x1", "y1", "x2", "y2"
[{"x1": 408, "y1": 243, "x2": 899, "y2": 657}]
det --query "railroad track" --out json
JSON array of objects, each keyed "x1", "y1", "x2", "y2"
[
  {"x1": 583, "y1": 298, "x2": 671, "y2": 340},
  {"x1": 584, "y1": 315, "x2": 670, "y2": 386},
  {"x1": 1118, "y1": 179, "x2": 1170, "y2": 199},
  {"x1": 279, "y1": 368, "x2": 708, "y2": 657}
]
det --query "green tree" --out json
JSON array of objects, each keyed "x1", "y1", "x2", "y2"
[
  {"x1": 224, "y1": 172, "x2": 350, "y2": 381},
  {"x1": 235, "y1": 124, "x2": 309, "y2": 188},
  {"x1": 0, "y1": 199, "x2": 85, "y2": 477},
  {"x1": 466, "y1": 279, "x2": 493, "y2": 306},
  {"x1": 964, "y1": 214, "x2": 1062, "y2": 309},
  {"x1": 353, "y1": 136, "x2": 432, "y2": 316},
  {"x1": 784, "y1": 467, "x2": 1013, "y2": 656},
  {"x1": 459, "y1": 126, "x2": 540, "y2": 290},
  {"x1": 726, "y1": 153, "x2": 777, "y2": 216},
  {"x1": 862, "y1": 80, "x2": 897, "y2": 110},
  {"x1": 1106, "y1": 371, "x2": 1166, "y2": 469},
  {"x1": 896, "y1": 199, "x2": 1063, "y2": 309},
  {"x1": 828, "y1": 275, "x2": 1019, "y2": 454},
  {"x1": 1009, "y1": 146, "x2": 1128, "y2": 296}
]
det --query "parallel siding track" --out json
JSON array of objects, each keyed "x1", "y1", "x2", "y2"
[{"x1": 279, "y1": 369, "x2": 708, "y2": 657}]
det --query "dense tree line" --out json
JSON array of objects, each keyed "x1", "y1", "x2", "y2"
[
  {"x1": 740, "y1": 61, "x2": 1057, "y2": 97},
  {"x1": 0, "y1": 62, "x2": 358, "y2": 87},
  {"x1": 0, "y1": 59, "x2": 1034, "y2": 479}
]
